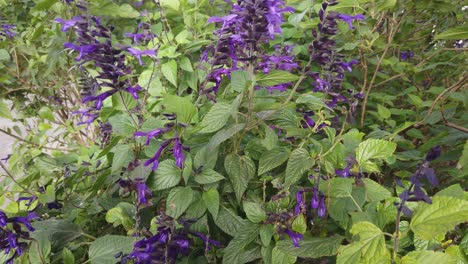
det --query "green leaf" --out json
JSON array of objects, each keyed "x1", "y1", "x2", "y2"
[
  {"x1": 456, "y1": 140, "x2": 468, "y2": 170},
  {"x1": 0, "y1": 100, "x2": 11, "y2": 120},
  {"x1": 89, "y1": 1, "x2": 139, "y2": 18},
  {"x1": 203, "y1": 189, "x2": 220, "y2": 219},
  {"x1": 285, "y1": 148, "x2": 313, "y2": 187},
  {"x1": 38, "y1": 106, "x2": 55, "y2": 122},
  {"x1": 88, "y1": 235, "x2": 136, "y2": 264},
  {"x1": 160, "y1": 0, "x2": 179, "y2": 10},
  {"x1": 401, "y1": 250, "x2": 457, "y2": 264},
  {"x1": 377, "y1": 104, "x2": 391, "y2": 119},
  {"x1": 224, "y1": 154, "x2": 256, "y2": 202},
  {"x1": 0, "y1": 49, "x2": 10, "y2": 61},
  {"x1": 410, "y1": 196, "x2": 468, "y2": 240},
  {"x1": 435, "y1": 26, "x2": 468, "y2": 40},
  {"x1": 162, "y1": 60, "x2": 178, "y2": 87},
  {"x1": 261, "y1": 126, "x2": 278, "y2": 150},
  {"x1": 258, "y1": 147, "x2": 290, "y2": 175},
  {"x1": 256, "y1": 70, "x2": 299, "y2": 87},
  {"x1": 377, "y1": 0, "x2": 397, "y2": 11},
  {"x1": 62, "y1": 247, "x2": 75, "y2": 264},
  {"x1": 231, "y1": 70, "x2": 250, "y2": 92},
  {"x1": 32, "y1": 220, "x2": 82, "y2": 251},
  {"x1": 277, "y1": 235, "x2": 343, "y2": 258},
  {"x1": 166, "y1": 187, "x2": 194, "y2": 219},
  {"x1": 320, "y1": 178, "x2": 354, "y2": 198},
  {"x1": 272, "y1": 246, "x2": 297, "y2": 264},
  {"x1": 222, "y1": 223, "x2": 260, "y2": 264},
  {"x1": 243, "y1": 201, "x2": 267, "y2": 223},
  {"x1": 356, "y1": 139, "x2": 396, "y2": 165},
  {"x1": 337, "y1": 222, "x2": 391, "y2": 264},
  {"x1": 194, "y1": 169, "x2": 225, "y2": 184},
  {"x1": 362, "y1": 178, "x2": 392, "y2": 202},
  {"x1": 260, "y1": 224, "x2": 275, "y2": 246},
  {"x1": 111, "y1": 145, "x2": 134, "y2": 173},
  {"x1": 292, "y1": 214, "x2": 307, "y2": 234},
  {"x1": 33, "y1": 0, "x2": 58, "y2": 10},
  {"x1": 108, "y1": 114, "x2": 136, "y2": 136},
  {"x1": 434, "y1": 184, "x2": 465, "y2": 200},
  {"x1": 151, "y1": 160, "x2": 181, "y2": 190},
  {"x1": 296, "y1": 94, "x2": 332, "y2": 111},
  {"x1": 179, "y1": 56, "x2": 193, "y2": 72},
  {"x1": 200, "y1": 102, "x2": 236, "y2": 133},
  {"x1": 194, "y1": 146, "x2": 218, "y2": 170},
  {"x1": 207, "y1": 123, "x2": 245, "y2": 150},
  {"x1": 163, "y1": 94, "x2": 197, "y2": 123},
  {"x1": 29, "y1": 233, "x2": 51, "y2": 264},
  {"x1": 215, "y1": 206, "x2": 250, "y2": 237},
  {"x1": 105, "y1": 202, "x2": 135, "y2": 230}
]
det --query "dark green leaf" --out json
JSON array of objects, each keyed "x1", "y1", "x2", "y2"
[
  {"x1": 285, "y1": 148, "x2": 313, "y2": 187},
  {"x1": 256, "y1": 70, "x2": 299, "y2": 87},
  {"x1": 224, "y1": 154, "x2": 256, "y2": 202},
  {"x1": 88, "y1": 235, "x2": 136, "y2": 264},
  {"x1": 166, "y1": 187, "x2": 194, "y2": 219},
  {"x1": 277, "y1": 235, "x2": 343, "y2": 258}
]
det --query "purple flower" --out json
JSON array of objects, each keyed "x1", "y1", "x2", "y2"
[
  {"x1": 335, "y1": 163, "x2": 352, "y2": 177},
  {"x1": 64, "y1": 42, "x2": 99, "y2": 61},
  {"x1": 337, "y1": 14, "x2": 365, "y2": 29},
  {"x1": 340, "y1": 60, "x2": 359, "y2": 72},
  {"x1": 1, "y1": 24, "x2": 16, "y2": 38},
  {"x1": 310, "y1": 188, "x2": 319, "y2": 209},
  {"x1": 134, "y1": 128, "x2": 167, "y2": 146},
  {"x1": 46, "y1": 202, "x2": 63, "y2": 210},
  {"x1": 125, "y1": 84, "x2": 141, "y2": 99},
  {"x1": 173, "y1": 137, "x2": 185, "y2": 168},
  {"x1": 317, "y1": 195, "x2": 326, "y2": 218},
  {"x1": 144, "y1": 139, "x2": 172, "y2": 171},
  {"x1": 17, "y1": 196, "x2": 37, "y2": 207},
  {"x1": 425, "y1": 145, "x2": 441, "y2": 162},
  {"x1": 54, "y1": 17, "x2": 82, "y2": 32},
  {"x1": 285, "y1": 229, "x2": 303, "y2": 247},
  {"x1": 135, "y1": 182, "x2": 152, "y2": 206},
  {"x1": 8, "y1": 212, "x2": 39, "y2": 232},
  {"x1": 127, "y1": 47, "x2": 156, "y2": 65},
  {"x1": 400, "y1": 50, "x2": 414, "y2": 61},
  {"x1": 294, "y1": 190, "x2": 305, "y2": 215},
  {"x1": 194, "y1": 232, "x2": 223, "y2": 249},
  {"x1": 0, "y1": 211, "x2": 7, "y2": 226}
]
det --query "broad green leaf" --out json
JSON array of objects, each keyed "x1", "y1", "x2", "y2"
[
  {"x1": 410, "y1": 196, "x2": 468, "y2": 240},
  {"x1": 342, "y1": 129, "x2": 365, "y2": 155},
  {"x1": 356, "y1": 139, "x2": 396, "y2": 164},
  {"x1": 435, "y1": 26, "x2": 468, "y2": 40},
  {"x1": 231, "y1": 70, "x2": 250, "y2": 92},
  {"x1": 194, "y1": 146, "x2": 218, "y2": 170},
  {"x1": 29, "y1": 233, "x2": 51, "y2": 264},
  {"x1": 108, "y1": 114, "x2": 136, "y2": 136},
  {"x1": 337, "y1": 222, "x2": 391, "y2": 264},
  {"x1": 362, "y1": 178, "x2": 392, "y2": 202},
  {"x1": 200, "y1": 99, "x2": 240, "y2": 133},
  {"x1": 163, "y1": 94, "x2": 197, "y2": 123},
  {"x1": 33, "y1": 0, "x2": 58, "y2": 10},
  {"x1": 261, "y1": 126, "x2": 278, "y2": 150},
  {"x1": 272, "y1": 246, "x2": 297, "y2": 264},
  {"x1": 277, "y1": 235, "x2": 343, "y2": 258},
  {"x1": 0, "y1": 99, "x2": 12, "y2": 119},
  {"x1": 162, "y1": 60, "x2": 178, "y2": 87},
  {"x1": 111, "y1": 145, "x2": 134, "y2": 173},
  {"x1": 319, "y1": 177, "x2": 353, "y2": 198},
  {"x1": 179, "y1": 56, "x2": 193, "y2": 72},
  {"x1": 256, "y1": 70, "x2": 299, "y2": 87},
  {"x1": 260, "y1": 224, "x2": 275, "y2": 246},
  {"x1": 456, "y1": 140, "x2": 468, "y2": 169},
  {"x1": 285, "y1": 148, "x2": 313, "y2": 186},
  {"x1": 89, "y1": 1, "x2": 139, "y2": 18},
  {"x1": 401, "y1": 250, "x2": 457, "y2": 264},
  {"x1": 377, "y1": 104, "x2": 391, "y2": 119},
  {"x1": 258, "y1": 147, "x2": 290, "y2": 175},
  {"x1": 166, "y1": 187, "x2": 194, "y2": 219},
  {"x1": 105, "y1": 202, "x2": 135, "y2": 230},
  {"x1": 222, "y1": 223, "x2": 260, "y2": 264},
  {"x1": 207, "y1": 123, "x2": 245, "y2": 150},
  {"x1": 292, "y1": 214, "x2": 307, "y2": 234},
  {"x1": 377, "y1": 0, "x2": 396, "y2": 11},
  {"x1": 160, "y1": 0, "x2": 179, "y2": 10},
  {"x1": 243, "y1": 201, "x2": 267, "y2": 223},
  {"x1": 32, "y1": 220, "x2": 82, "y2": 251},
  {"x1": 215, "y1": 206, "x2": 250, "y2": 237},
  {"x1": 38, "y1": 106, "x2": 55, "y2": 122},
  {"x1": 62, "y1": 247, "x2": 75, "y2": 264},
  {"x1": 224, "y1": 154, "x2": 256, "y2": 202},
  {"x1": 203, "y1": 189, "x2": 220, "y2": 219},
  {"x1": 151, "y1": 160, "x2": 181, "y2": 190},
  {"x1": 139, "y1": 70, "x2": 165, "y2": 96},
  {"x1": 88, "y1": 235, "x2": 136, "y2": 264},
  {"x1": 434, "y1": 184, "x2": 465, "y2": 200},
  {"x1": 296, "y1": 94, "x2": 331, "y2": 111},
  {"x1": 0, "y1": 49, "x2": 9, "y2": 61},
  {"x1": 194, "y1": 169, "x2": 225, "y2": 184}
]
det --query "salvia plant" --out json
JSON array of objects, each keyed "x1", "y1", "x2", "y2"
[{"x1": 0, "y1": 0, "x2": 467, "y2": 263}]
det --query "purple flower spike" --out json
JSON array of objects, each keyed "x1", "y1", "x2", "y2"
[
  {"x1": 400, "y1": 50, "x2": 414, "y2": 61},
  {"x1": 0, "y1": 211, "x2": 7, "y2": 226},
  {"x1": 317, "y1": 195, "x2": 327, "y2": 218},
  {"x1": 285, "y1": 229, "x2": 303, "y2": 247},
  {"x1": 144, "y1": 139, "x2": 172, "y2": 171},
  {"x1": 337, "y1": 14, "x2": 365, "y2": 29},
  {"x1": 127, "y1": 47, "x2": 156, "y2": 65},
  {"x1": 311, "y1": 188, "x2": 319, "y2": 209},
  {"x1": 135, "y1": 182, "x2": 152, "y2": 206},
  {"x1": 294, "y1": 190, "x2": 305, "y2": 215},
  {"x1": 425, "y1": 145, "x2": 441, "y2": 162},
  {"x1": 1, "y1": 24, "x2": 16, "y2": 38},
  {"x1": 173, "y1": 137, "x2": 185, "y2": 168},
  {"x1": 340, "y1": 59, "x2": 359, "y2": 72},
  {"x1": 335, "y1": 163, "x2": 352, "y2": 178},
  {"x1": 126, "y1": 84, "x2": 141, "y2": 99},
  {"x1": 54, "y1": 17, "x2": 82, "y2": 32}
]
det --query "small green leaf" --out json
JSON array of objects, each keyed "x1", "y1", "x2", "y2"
[
  {"x1": 277, "y1": 235, "x2": 343, "y2": 258},
  {"x1": 231, "y1": 70, "x2": 250, "y2": 92},
  {"x1": 162, "y1": 60, "x2": 178, "y2": 87},
  {"x1": 222, "y1": 223, "x2": 260, "y2": 264},
  {"x1": 203, "y1": 189, "x2": 220, "y2": 219},
  {"x1": 0, "y1": 99, "x2": 11, "y2": 119},
  {"x1": 179, "y1": 56, "x2": 193, "y2": 72},
  {"x1": 111, "y1": 144, "x2": 135, "y2": 173},
  {"x1": 151, "y1": 160, "x2": 181, "y2": 190},
  {"x1": 243, "y1": 201, "x2": 267, "y2": 223},
  {"x1": 166, "y1": 187, "x2": 194, "y2": 219},
  {"x1": 285, "y1": 148, "x2": 313, "y2": 187},
  {"x1": 88, "y1": 235, "x2": 136, "y2": 264},
  {"x1": 377, "y1": 0, "x2": 396, "y2": 11},
  {"x1": 160, "y1": 0, "x2": 179, "y2": 10},
  {"x1": 434, "y1": 184, "x2": 465, "y2": 200},
  {"x1": 0, "y1": 49, "x2": 10, "y2": 61},
  {"x1": 225, "y1": 154, "x2": 256, "y2": 202},
  {"x1": 163, "y1": 94, "x2": 197, "y2": 123},
  {"x1": 256, "y1": 70, "x2": 299, "y2": 87},
  {"x1": 435, "y1": 26, "x2": 468, "y2": 40},
  {"x1": 401, "y1": 250, "x2": 457, "y2": 264},
  {"x1": 108, "y1": 114, "x2": 136, "y2": 135},
  {"x1": 362, "y1": 178, "x2": 392, "y2": 202},
  {"x1": 272, "y1": 246, "x2": 297, "y2": 264},
  {"x1": 377, "y1": 104, "x2": 391, "y2": 119},
  {"x1": 207, "y1": 123, "x2": 245, "y2": 150},
  {"x1": 200, "y1": 102, "x2": 237, "y2": 133},
  {"x1": 105, "y1": 202, "x2": 135, "y2": 230},
  {"x1": 194, "y1": 169, "x2": 225, "y2": 184},
  {"x1": 62, "y1": 247, "x2": 75, "y2": 264},
  {"x1": 215, "y1": 206, "x2": 250, "y2": 237},
  {"x1": 456, "y1": 140, "x2": 468, "y2": 170},
  {"x1": 292, "y1": 214, "x2": 307, "y2": 234},
  {"x1": 410, "y1": 196, "x2": 468, "y2": 240},
  {"x1": 258, "y1": 148, "x2": 290, "y2": 175},
  {"x1": 337, "y1": 222, "x2": 391, "y2": 264},
  {"x1": 356, "y1": 139, "x2": 396, "y2": 164},
  {"x1": 296, "y1": 94, "x2": 332, "y2": 111},
  {"x1": 260, "y1": 224, "x2": 275, "y2": 246}
]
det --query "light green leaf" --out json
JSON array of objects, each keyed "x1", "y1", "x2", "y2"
[
  {"x1": 222, "y1": 223, "x2": 260, "y2": 264},
  {"x1": 256, "y1": 70, "x2": 299, "y2": 87},
  {"x1": 194, "y1": 146, "x2": 218, "y2": 170},
  {"x1": 377, "y1": 104, "x2": 391, "y2": 119},
  {"x1": 224, "y1": 154, "x2": 256, "y2": 202},
  {"x1": 434, "y1": 184, "x2": 465, "y2": 200},
  {"x1": 108, "y1": 114, "x2": 136, "y2": 135},
  {"x1": 410, "y1": 196, "x2": 468, "y2": 240},
  {"x1": 337, "y1": 222, "x2": 391, "y2": 264},
  {"x1": 139, "y1": 70, "x2": 165, "y2": 96},
  {"x1": 320, "y1": 177, "x2": 353, "y2": 198},
  {"x1": 261, "y1": 126, "x2": 278, "y2": 150},
  {"x1": 166, "y1": 187, "x2": 194, "y2": 219},
  {"x1": 231, "y1": 70, "x2": 250, "y2": 92},
  {"x1": 207, "y1": 123, "x2": 245, "y2": 150},
  {"x1": 296, "y1": 94, "x2": 332, "y2": 111},
  {"x1": 0, "y1": 99, "x2": 12, "y2": 119},
  {"x1": 163, "y1": 94, "x2": 197, "y2": 123},
  {"x1": 200, "y1": 98, "x2": 240, "y2": 133},
  {"x1": 435, "y1": 26, "x2": 468, "y2": 40},
  {"x1": 272, "y1": 246, "x2": 297, "y2": 264},
  {"x1": 62, "y1": 247, "x2": 75, "y2": 264},
  {"x1": 194, "y1": 169, "x2": 225, "y2": 184},
  {"x1": 277, "y1": 235, "x2": 343, "y2": 258},
  {"x1": 215, "y1": 206, "x2": 250, "y2": 237},
  {"x1": 29, "y1": 233, "x2": 51, "y2": 264},
  {"x1": 292, "y1": 214, "x2": 307, "y2": 234},
  {"x1": 285, "y1": 148, "x2": 313, "y2": 187},
  {"x1": 356, "y1": 139, "x2": 396, "y2": 164},
  {"x1": 175, "y1": 30, "x2": 191, "y2": 45},
  {"x1": 258, "y1": 147, "x2": 290, "y2": 175},
  {"x1": 377, "y1": 0, "x2": 397, "y2": 11},
  {"x1": 105, "y1": 202, "x2": 135, "y2": 230},
  {"x1": 151, "y1": 160, "x2": 181, "y2": 190},
  {"x1": 0, "y1": 49, "x2": 10, "y2": 61},
  {"x1": 162, "y1": 60, "x2": 178, "y2": 87},
  {"x1": 203, "y1": 189, "x2": 220, "y2": 219},
  {"x1": 33, "y1": 0, "x2": 58, "y2": 10},
  {"x1": 401, "y1": 250, "x2": 457, "y2": 264},
  {"x1": 179, "y1": 56, "x2": 193, "y2": 72},
  {"x1": 260, "y1": 224, "x2": 275, "y2": 246},
  {"x1": 111, "y1": 145, "x2": 134, "y2": 173},
  {"x1": 457, "y1": 140, "x2": 468, "y2": 170},
  {"x1": 243, "y1": 201, "x2": 267, "y2": 223},
  {"x1": 160, "y1": 0, "x2": 179, "y2": 10},
  {"x1": 88, "y1": 235, "x2": 136, "y2": 264},
  {"x1": 362, "y1": 178, "x2": 392, "y2": 202}
]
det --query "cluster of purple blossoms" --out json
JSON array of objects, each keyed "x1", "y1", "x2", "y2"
[
  {"x1": 134, "y1": 123, "x2": 187, "y2": 171},
  {"x1": 295, "y1": 186, "x2": 327, "y2": 218},
  {"x1": 335, "y1": 162, "x2": 352, "y2": 177},
  {"x1": 118, "y1": 178, "x2": 152, "y2": 207},
  {"x1": 308, "y1": 1, "x2": 364, "y2": 110},
  {"x1": 55, "y1": 13, "x2": 152, "y2": 125},
  {"x1": 202, "y1": 0, "x2": 296, "y2": 96},
  {"x1": 264, "y1": 211, "x2": 304, "y2": 247},
  {"x1": 0, "y1": 198, "x2": 39, "y2": 264},
  {"x1": 0, "y1": 23, "x2": 16, "y2": 39},
  {"x1": 395, "y1": 146, "x2": 441, "y2": 215},
  {"x1": 125, "y1": 22, "x2": 156, "y2": 46},
  {"x1": 399, "y1": 50, "x2": 414, "y2": 61}
]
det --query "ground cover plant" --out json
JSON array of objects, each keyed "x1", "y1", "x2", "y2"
[{"x1": 0, "y1": 0, "x2": 467, "y2": 263}]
